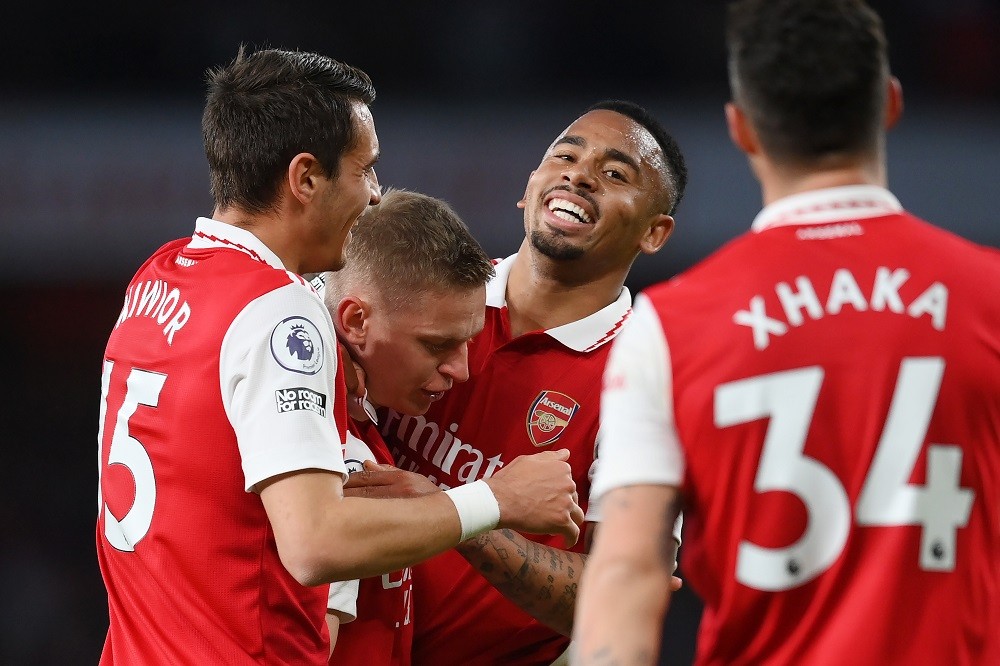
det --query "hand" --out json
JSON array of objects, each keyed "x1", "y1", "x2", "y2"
[
  {"x1": 485, "y1": 449, "x2": 584, "y2": 548},
  {"x1": 343, "y1": 460, "x2": 441, "y2": 499},
  {"x1": 337, "y1": 340, "x2": 370, "y2": 422}
]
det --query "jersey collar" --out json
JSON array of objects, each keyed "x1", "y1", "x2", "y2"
[
  {"x1": 188, "y1": 217, "x2": 287, "y2": 271},
  {"x1": 486, "y1": 254, "x2": 633, "y2": 353},
  {"x1": 751, "y1": 185, "x2": 902, "y2": 232}
]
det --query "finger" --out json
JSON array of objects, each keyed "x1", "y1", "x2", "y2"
[
  {"x1": 362, "y1": 460, "x2": 395, "y2": 472},
  {"x1": 337, "y1": 341, "x2": 361, "y2": 394},
  {"x1": 344, "y1": 470, "x2": 388, "y2": 488},
  {"x1": 570, "y1": 502, "x2": 586, "y2": 527},
  {"x1": 551, "y1": 448, "x2": 570, "y2": 461},
  {"x1": 342, "y1": 483, "x2": 371, "y2": 498},
  {"x1": 351, "y1": 360, "x2": 367, "y2": 396},
  {"x1": 562, "y1": 521, "x2": 580, "y2": 548}
]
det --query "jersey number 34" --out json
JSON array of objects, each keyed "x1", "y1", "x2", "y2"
[{"x1": 715, "y1": 356, "x2": 974, "y2": 592}]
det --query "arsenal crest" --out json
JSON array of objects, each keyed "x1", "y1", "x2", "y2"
[{"x1": 526, "y1": 390, "x2": 580, "y2": 447}]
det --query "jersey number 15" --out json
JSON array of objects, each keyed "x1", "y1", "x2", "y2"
[{"x1": 97, "y1": 361, "x2": 166, "y2": 552}]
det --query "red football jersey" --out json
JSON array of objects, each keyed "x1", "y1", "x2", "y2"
[
  {"x1": 331, "y1": 418, "x2": 414, "y2": 666},
  {"x1": 98, "y1": 218, "x2": 349, "y2": 664},
  {"x1": 379, "y1": 255, "x2": 630, "y2": 665},
  {"x1": 597, "y1": 187, "x2": 1000, "y2": 665}
]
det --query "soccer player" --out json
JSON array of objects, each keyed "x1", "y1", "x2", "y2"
[
  {"x1": 574, "y1": 1, "x2": 1000, "y2": 664},
  {"x1": 96, "y1": 48, "x2": 584, "y2": 665},
  {"x1": 317, "y1": 188, "x2": 496, "y2": 664},
  {"x1": 361, "y1": 101, "x2": 689, "y2": 664}
]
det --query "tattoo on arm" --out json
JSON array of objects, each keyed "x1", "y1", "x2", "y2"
[{"x1": 458, "y1": 528, "x2": 587, "y2": 635}]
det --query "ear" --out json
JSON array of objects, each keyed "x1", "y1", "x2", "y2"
[
  {"x1": 725, "y1": 102, "x2": 760, "y2": 156},
  {"x1": 287, "y1": 152, "x2": 324, "y2": 205},
  {"x1": 516, "y1": 171, "x2": 536, "y2": 209},
  {"x1": 640, "y1": 214, "x2": 675, "y2": 256},
  {"x1": 335, "y1": 296, "x2": 372, "y2": 347},
  {"x1": 884, "y1": 76, "x2": 904, "y2": 130}
]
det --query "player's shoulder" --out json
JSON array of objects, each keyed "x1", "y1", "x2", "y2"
[
  {"x1": 905, "y1": 212, "x2": 1000, "y2": 266},
  {"x1": 642, "y1": 231, "x2": 759, "y2": 305}
]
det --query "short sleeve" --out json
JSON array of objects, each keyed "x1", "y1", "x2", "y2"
[
  {"x1": 220, "y1": 282, "x2": 348, "y2": 491},
  {"x1": 328, "y1": 580, "x2": 359, "y2": 622},
  {"x1": 324, "y1": 429, "x2": 376, "y2": 620},
  {"x1": 590, "y1": 294, "x2": 686, "y2": 502}
]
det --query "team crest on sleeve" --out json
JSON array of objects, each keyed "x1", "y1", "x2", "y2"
[
  {"x1": 270, "y1": 316, "x2": 324, "y2": 375},
  {"x1": 526, "y1": 390, "x2": 580, "y2": 447}
]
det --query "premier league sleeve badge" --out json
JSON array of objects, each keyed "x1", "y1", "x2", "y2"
[{"x1": 270, "y1": 316, "x2": 325, "y2": 375}]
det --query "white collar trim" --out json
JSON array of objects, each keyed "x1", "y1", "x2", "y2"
[
  {"x1": 751, "y1": 185, "x2": 902, "y2": 232},
  {"x1": 485, "y1": 254, "x2": 632, "y2": 353},
  {"x1": 188, "y1": 217, "x2": 287, "y2": 271}
]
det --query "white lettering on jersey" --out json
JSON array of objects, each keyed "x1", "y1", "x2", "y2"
[
  {"x1": 733, "y1": 267, "x2": 948, "y2": 350},
  {"x1": 380, "y1": 412, "x2": 506, "y2": 488},
  {"x1": 115, "y1": 280, "x2": 192, "y2": 345}
]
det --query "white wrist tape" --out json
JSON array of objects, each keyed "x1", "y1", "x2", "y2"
[{"x1": 443, "y1": 480, "x2": 501, "y2": 541}]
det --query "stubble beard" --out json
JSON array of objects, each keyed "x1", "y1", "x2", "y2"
[{"x1": 529, "y1": 229, "x2": 585, "y2": 261}]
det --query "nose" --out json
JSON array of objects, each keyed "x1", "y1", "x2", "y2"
[
  {"x1": 368, "y1": 168, "x2": 382, "y2": 205},
  {"x1": 438, "y1": 343, "x2": 471, "y2": 385},
  {"x1": 562, "y1": 159, "x2": 597, "y2": 192}
]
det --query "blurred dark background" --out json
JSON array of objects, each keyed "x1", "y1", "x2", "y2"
[{"x1": 1, "y1": 1, "x2": 997, "y2": 663}]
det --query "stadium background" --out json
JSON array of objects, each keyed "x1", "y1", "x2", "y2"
[{"x1": 1, "y1": 1, "x2": 997, "y2": 663}]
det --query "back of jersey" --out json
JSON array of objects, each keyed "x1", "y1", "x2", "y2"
[{"x1": 648, "y1": 205, "x2": 1000, "y2": 665}]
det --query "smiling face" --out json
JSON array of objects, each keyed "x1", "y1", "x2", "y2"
[
  {"x1": 518, "y1": 109, "x2": 674, "y2": 272},
  {"x1": 356, "y1": 285, "x2": 486, "y2": 416},
  {"x1": 307, "y1": 100, "x2": 382, "y2": 272}
]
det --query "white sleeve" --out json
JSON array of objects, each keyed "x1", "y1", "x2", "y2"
[
  {"x1": 590, "y1": 294, "x2": 685, "y2": 503},
  {"x1": 327, "y1": 579, "x2": 359, "y2": 622},
  {"x1": 343, "y1": 430, "x2": 376, "y2": 474},
  {"x1": 325, "y1": 428, "x2": 377, "y2": 620},
  {"x1": 220, "y1": 281, "x2": 348, "y2": 491}
]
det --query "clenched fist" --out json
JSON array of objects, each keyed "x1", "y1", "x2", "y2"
[{"x1": 485, "y1": 449, "x2": 584, "y2": 547}]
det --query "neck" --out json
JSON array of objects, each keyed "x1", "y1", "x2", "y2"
[
  {"x1": 504, "y1": 240, "x2": 628, "y2": 338},
  {"x1": 213, "y1": 206, "x2": 302, "y2": 274},
  {"x1": 754, "y1": 153, "x2": 887, "y2": 207}
]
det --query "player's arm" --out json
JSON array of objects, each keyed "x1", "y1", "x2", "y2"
[
  {"x1": 259, "y1": 450, "x2": 584, "y2": 584},
  {"x1": 454, "y1": 516, "x2": 680, "y2": 637},
  {"x1": 344, "y1": 465, "x2": 598, "y2": 635},
  {"x1": 228, "y1": 287, "x2": 583, "y2": 584},
  {"x1": 454, "y1": 526, "x2": 590, "y2": 636},
  {"x1": 574, "y1": 484, "x2": 681, "y2": 665},
  {"x1": 570, "y1": 293, "x2": 686, "y2": 664}
]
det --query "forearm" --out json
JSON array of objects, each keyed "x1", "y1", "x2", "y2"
[
  {"x1": 574, "y1": 553, "x2": 673, "y2": 665},
  {"x1": 457, "y1": 528, "x2": 587, "y2": 636},
  {"x1": 264, "y1": 471, "x2": 466, "y2": 584},
  {"x1": 573, "y1": 485, "x2": 680, "y2": 666}
]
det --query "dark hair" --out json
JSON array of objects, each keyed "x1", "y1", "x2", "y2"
[
  {"x1": 585, "y1": 99, "x2": 688, "y2": 215},
  {"x1": 325, "y1": 188, "x2": 494, "y2": 309},
  {"x1": 202, "y1": 47, "x2": 376, "y2": 214},
  {"x1": 726, "y1": 0, "x2": 888, "y2": 164}
]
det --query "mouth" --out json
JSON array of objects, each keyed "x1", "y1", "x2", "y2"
[
  {"x1": 543, "y1": 191, "x2": 597, "y2": 225},
  {"x1": 423, "y1": 389, "x2": 446, "y2": 402}
]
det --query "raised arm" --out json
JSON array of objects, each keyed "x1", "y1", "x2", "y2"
[
  {"x1": 260, "y1": 449, "x2": 584, "y2": 585},
  {"x1": 573, "y1": 484, "x2": 681, "y2": 665}
]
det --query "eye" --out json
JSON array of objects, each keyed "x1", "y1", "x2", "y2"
[
  {"x1": 605, "y1": 168, "x2": 627, "y2": 182},
  {"x1": 422, "y1": 340, "x2": 449, "y2": 354}
]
